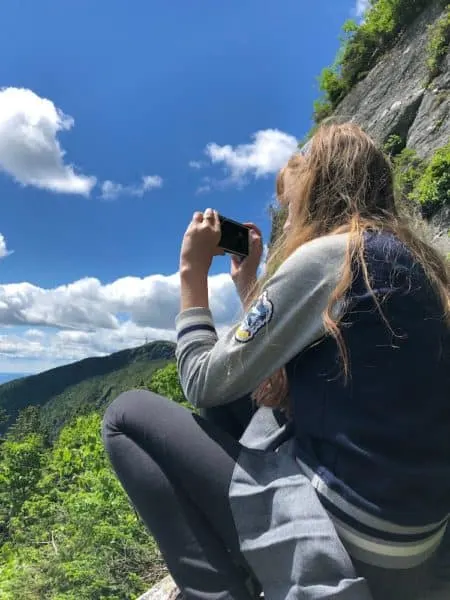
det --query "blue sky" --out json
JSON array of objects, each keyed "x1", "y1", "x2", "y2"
[{"x1": 0, "y1": 0, "x2": 365, "y2": 376}]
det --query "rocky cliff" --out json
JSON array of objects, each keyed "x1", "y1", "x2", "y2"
[
  {"x1": 334, "y1": 1, "x2": 448, "y2": 160},
  {"x1": 332, "y1": 0, "x2": 449, "y2": 254}
]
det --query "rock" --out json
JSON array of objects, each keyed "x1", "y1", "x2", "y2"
[
  {"x1": 135, "y1": 575, "x2": 179, "y2": 600},
  {"x1": 333, "y1": 0, "x2": 449, "y2": 159},
  {"x1": 407, "y1": 52, "x2": 450, "y2": 159}
]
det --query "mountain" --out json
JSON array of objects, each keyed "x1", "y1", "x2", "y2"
[{"x1": 0, "y1": 340, "x2": 176, "y2": 439}]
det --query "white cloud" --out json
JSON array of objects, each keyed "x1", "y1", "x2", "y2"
[
  {"x1": 355, "y1": 0, "x2": 370, "y2": 18},
  {"x1": 189, "y1": 160, "x2": 203, "y2": 169},
  {"x1": 204, "y1": 129, "x2": 298, "y2": 183},
  {"x1": 0, "y1": 87, "x2": 96, "y2": 195},
  {"x1": 142, "y1": 175, "x2": 163, "y2": 190},
  {"x1": 0, "y1": 234, "x2": 12, "y2": 259},
  {"x1": 0, "y1": 270, "x2": 240, "y2": 333},
  {"x1": 100, "y1": 175, "x2": 163, "y2": 200},
  {"x1": 0, "y1": 270, "x2": 240, "y2": 374},
  {"x1": 24, "y1": 328, "x2": 45, "y2": 339}
]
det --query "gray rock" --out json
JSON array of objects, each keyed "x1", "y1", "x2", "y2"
[
  {"x1": 407, "y1": 52, "x2": 450, "y2": 159},
  {"x1": 333, "y1": 0, "x2": 449, "y2": 159},
  {"x1": 135, "y1": 575, "x2": 179, "y2": 600}
]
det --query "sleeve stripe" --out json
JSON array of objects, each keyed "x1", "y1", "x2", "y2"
[{"x1": 177, "y1": 323, "x2": 217, "y2": 341}]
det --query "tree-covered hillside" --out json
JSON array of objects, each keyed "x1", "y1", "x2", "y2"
[{"x1": 0, "y1": 362, "x2": 186, "y2": 600}]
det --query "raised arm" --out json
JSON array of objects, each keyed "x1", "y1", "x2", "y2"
[{"x1": 177, "y1": 227, "x2": 348, "y2": 408}]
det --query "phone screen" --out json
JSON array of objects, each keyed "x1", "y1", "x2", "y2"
[{"x1": 218, "y1": 215, "x2": 249, "y2": 257}]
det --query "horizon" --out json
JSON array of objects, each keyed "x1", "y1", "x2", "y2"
[{"x1": 0, "y1": 0, "x2": 367, "y2": 376}]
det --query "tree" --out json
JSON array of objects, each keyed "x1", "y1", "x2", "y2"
[
  {"x1": 0, "y1": 433, "x2": 47, "y2": 543},
  {"x1": 0, "y1": 407, "x2": 8, "y2": 426},
  {"x1": 7, "y1": 405, "x2": 45, "y2": 442}
]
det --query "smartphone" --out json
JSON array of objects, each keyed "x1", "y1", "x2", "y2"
[{"x1": 218, "y1": 215, "x2": 250, "y2": 258}]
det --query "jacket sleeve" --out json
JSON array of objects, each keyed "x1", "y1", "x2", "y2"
[{"x1": 175, "y1": 234, "x2": 348, "y2": 408}]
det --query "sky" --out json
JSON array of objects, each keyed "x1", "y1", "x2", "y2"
[{"x1": 0, "y1": 0, "x2": 367, "y2": 377}]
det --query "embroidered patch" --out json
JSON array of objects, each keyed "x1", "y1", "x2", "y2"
[{"x1": 235, "y1": 291, "x2": 273, "y2": 343}]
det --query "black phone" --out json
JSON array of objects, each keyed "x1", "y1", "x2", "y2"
[{"x1": 218, "y1": 215, "x2": 250, "y2": 258}]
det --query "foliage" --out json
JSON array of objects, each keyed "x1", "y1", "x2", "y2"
[
  {"x1": 0, "y1": 413, "x2": 166, "y2": 599},
  {"x1": 389, "y1": 143, "x2": 450, "y2": 217},
  {"x1": 313, "y1": 0, "x2": 434, "y2": 123},
  {"x1": 0, "y1": 433, "x2": 47, "y2": 544},
  {"x1": 312, "y1": 98, "x2": 333, "y2": 124},
  {"x1": 411, "y1": 143, "x2": 450, "y2": 214},
  {"x1": 6, "y1": 405, "x2": 46, "y2": 442},
  {"x1": 382, "y1": 134, "x2": 405, "y2": 157},
  {"x1": 0, "y1": 407, "x2": 8, "y2": 427},
  {"x1": 427, "y1": 5, "x2": 450, "y2": 80},
  {"x1": 0, "y1": 350, "x2": 194, "y2": 598},
  {"x1": 392, "y1": 147, "x2": 426, "y2": 197},
  {"x1": 147, "y1": 363, "x2": 190, "y2": 408}
]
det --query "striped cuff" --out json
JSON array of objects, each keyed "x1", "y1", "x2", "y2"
[{"x1": 175, "y1": 308, "x2": 218, "y2": 343}]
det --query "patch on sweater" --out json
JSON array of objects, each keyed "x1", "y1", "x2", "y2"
[{"x1": 235, "y1": 291, "x2": 273, "y2": 343}]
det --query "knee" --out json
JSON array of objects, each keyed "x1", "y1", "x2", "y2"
[{"x1": 102, "y1": 389, "x2": 156, "y2": 446}]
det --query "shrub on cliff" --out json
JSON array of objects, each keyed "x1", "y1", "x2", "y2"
[
  {"x1": 412, "y1": 143, "x2": 450, "y2": 215},
  {"x1": 314, "y1": 0, "x2": 436, "y2": 123},
  {"x1": 427, "y1": 5, "x2": 450, "y2": 79}
]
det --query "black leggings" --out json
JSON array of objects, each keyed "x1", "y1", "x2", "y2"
[{"x1": 102, "y1": 390, "x2": 257, "y2": 600}]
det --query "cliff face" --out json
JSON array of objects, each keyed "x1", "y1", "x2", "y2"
[
  {"x1": 329, "y1": 0, "x2": 449, "y2": 255},
  {"x1": 334, "y1": 1, "x2": 449, "y2": 160}
]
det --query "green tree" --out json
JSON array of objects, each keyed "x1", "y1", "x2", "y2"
[
  {"x1": 7, "y1": 405, "x2": 45, "y2": 442},
  {"x1": 0, "y1": 433, "x2": 47, "y2": 543},
  {"x1": 0, "y1": 406, "x2": 8, "y2": 426}
]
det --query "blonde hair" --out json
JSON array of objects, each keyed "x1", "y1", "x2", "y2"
[{"x1": 252, "y1": 122, "x2": 449, "y2": 410}]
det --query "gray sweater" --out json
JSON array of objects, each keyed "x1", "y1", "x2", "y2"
[{"x1": 176, "y1": 233, "x2": 347, "y2": 408}]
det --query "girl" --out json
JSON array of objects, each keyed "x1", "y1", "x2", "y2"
[{"x1": 103, "y1": 123, "x2": 449, "y2": 599}]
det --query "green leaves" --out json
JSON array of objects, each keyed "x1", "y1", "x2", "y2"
[
  {"x1": 0, "y1": 413, "x2": 165, "y2": 599},
  {"x1": 389, "y1": 143, "x2": 450, "y2": 217},
  {"x1": 0, "y1": 358, "x2": 190, "y2": 597},
  {"x1": 411, "y1": 143, "x2": 450, "y2": 213},
  {"x1": 0, "y1": 433, "x2": 46, "y2": 541},
  {"x1": 427, "y1": 6, "x2": 450, "y2": 80},
  {"x1": 147, "y1": 363, "x2": 191, "y2": 408}
]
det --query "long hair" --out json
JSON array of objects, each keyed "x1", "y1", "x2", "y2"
[{"x1": 252, "y1": 122, "x2": 449, "y2": 410}]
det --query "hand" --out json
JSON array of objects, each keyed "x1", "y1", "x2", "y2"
[
  {"x1": 180, "y1": 209, "x2": 224, "y2": 275},
  {"x1": 230, "y1": 223, "x2": 263, "y2": 306}
]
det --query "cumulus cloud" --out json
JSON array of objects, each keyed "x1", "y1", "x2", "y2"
[
  {"x1": 355, "y1": 0, "x2": 370, "y2": 18},
  {"x1": 203, "y1": 129, "x2": 298, "y2": 183},
  {"x1": 0, "y1": 234, "x2": 12, "y2": 259},
  {"x1": 0, "y1": 270, "x2": 240, "y2": 333},
  {"x1": 100, "y1": 175, "x2": 163, "y2": 200},
  {"x1": 0, "y1": 270, "x2": 240, "y2": 373},
  {"x1": 0, "y1": 87, "x2": 96, "y2": 195}
]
